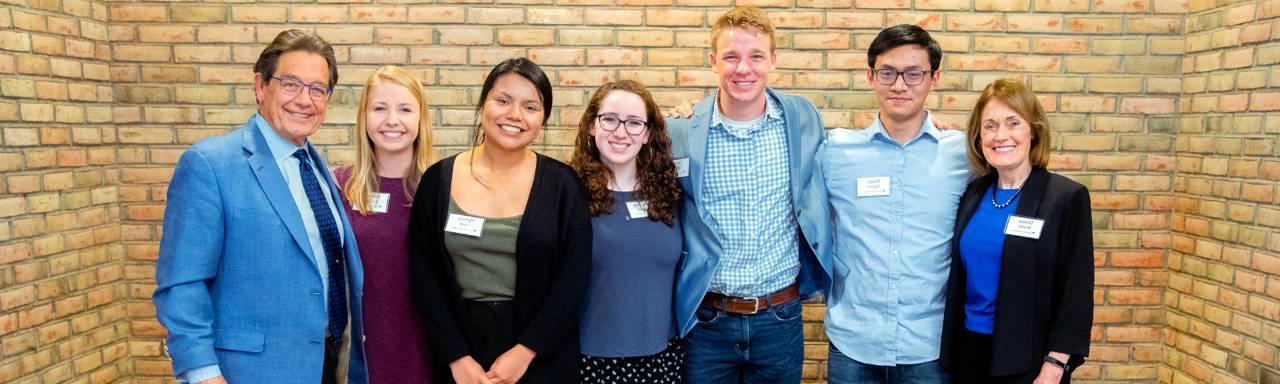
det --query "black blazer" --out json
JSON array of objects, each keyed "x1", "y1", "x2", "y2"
[
  {"x1": 408, "y1": 154, "x2": 592, "y2": 383},
  {"x1": 940, "y1": 167, "x2": 1094, "y2": 376}
]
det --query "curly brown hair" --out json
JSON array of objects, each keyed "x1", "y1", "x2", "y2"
[{"x1": 569, "y1": 80, "x2": 681, "y2": 226}]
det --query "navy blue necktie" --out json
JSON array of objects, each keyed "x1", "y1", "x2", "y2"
[{"x1": 293, "y1": 149, "x2": 348, "y2": 339}]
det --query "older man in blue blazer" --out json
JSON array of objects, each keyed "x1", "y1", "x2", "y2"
[{"x1": 152, "y1": 29, "x2": 367, "y2": 384}]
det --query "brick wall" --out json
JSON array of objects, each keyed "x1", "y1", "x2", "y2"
[
  {"x1": 0, "y1": 0, "x2": 131, "y2": 383},
  {"x1": 0, "y1": 0, "x2": 1273, "y2": 383},
  {"x1": 1164, "y1": 1, "x2": 1280, "y2": 384}
]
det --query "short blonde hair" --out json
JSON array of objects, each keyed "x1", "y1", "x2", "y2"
[
  {"x1": 343, "y1": 65, "x2": 435, "y2": 215},
  {"x1": 965, "y1": 79, "x2": 1052, "y2": 177},
  {"x1": 710, "y1": 6, "x2": 775, "y2": 53}
]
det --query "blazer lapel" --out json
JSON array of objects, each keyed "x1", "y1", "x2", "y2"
[
  {"x1": 775, "y1": 90, "x2": 805, "y2": 200},
  {"x1": 954, "y1": 174, "x2": 991, "y2": 242},
  {"x1": 688, "y1": 95, "x2": 714, "y2": 229},
  {"x1": 1012, "y1": 168, "x2": 1050, "y2": 220},
  {"x1": 243, "y1": 123, "x2": 319, "y2": 268},
  {"x1": 993, "y1": 168, "x2": 1050, "y2": 350}
]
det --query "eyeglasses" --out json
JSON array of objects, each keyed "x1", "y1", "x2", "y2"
[
  {"x1": 872, "y1": 69, "x2": 934, "y2": 86},
  {"x1": 596, "y1": 114, "x2": 648, "y2": 135},
  {"x1": 271, "y1": 76, "x2": 333, "y2": 102}
]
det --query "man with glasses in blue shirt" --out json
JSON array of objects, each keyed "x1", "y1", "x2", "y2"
[
  {"x1": 153, "y1": 29, "x2": 368, "y2": 384},
  {"x1": 820, "y1": 25, "x2": 970, "y2": 383}
]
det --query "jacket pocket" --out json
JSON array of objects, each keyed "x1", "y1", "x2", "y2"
[{"x1": 213, "y1": 328, "x2": 265, "y2": 352}]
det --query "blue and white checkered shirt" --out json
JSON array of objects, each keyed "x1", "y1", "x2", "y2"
[{"x1": 703, "y1": 95, "x2": 800, "y2": 298}]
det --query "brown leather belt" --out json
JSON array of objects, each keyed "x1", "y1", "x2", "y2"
[{"x1": 701, "y1": 284, "x2": 800, "y2": 315}]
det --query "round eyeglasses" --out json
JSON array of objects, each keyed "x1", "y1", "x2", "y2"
[{"x1": 596, "y1": 114, "x2": 648, "y2": 135}]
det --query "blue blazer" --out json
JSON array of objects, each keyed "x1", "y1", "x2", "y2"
[
  {"x1": 153, "y1": 118, "x2": 368, "y2": 384},
  {"x1": 666, "y1": 88, "x2": 833, "y2": 336}
]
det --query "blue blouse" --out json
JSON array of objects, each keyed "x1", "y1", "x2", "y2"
[
  {"x1": 958, "y1": 186, "x2": 1021, "y2": 335},
  {"x1": 579, "y1": 191, "x2": 682, "y2": 357}
]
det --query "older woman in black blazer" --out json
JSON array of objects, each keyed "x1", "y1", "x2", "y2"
[{"x1": 941, "y1": 79, "x2": 1094, "y2": 384}]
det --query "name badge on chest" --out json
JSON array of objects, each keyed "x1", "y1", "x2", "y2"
[
  {"x1": 370, "y1": 193, "x2": 390, "y2": 213},
  {"x1": 625, "y1": 201, "x2": 649, "y2": 219},
  {"x1": 856, "y1": 176, "x2": 891, "y2": 197},
  {"x1": 1004, "y1": 215, "x2": 1045, "y2": 239},
  {"x1": 444, "y1": 213, "x2": 485, "y2": 237},
  {"x1": 673, "y1": 158, "x2": 690, "y2": 178}
]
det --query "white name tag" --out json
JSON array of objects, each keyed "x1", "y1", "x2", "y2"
[
  {"x1": 856, "y1": 176, "x2": 891, "y2": 197},
  {"x1": 1004, "y1": 215, "x2": 1045, "y2": 239},
  {"x1": 674, "y1": 158, "x2": 690, "y2": 178},
  {"x1": 625, "y1": 201, "x2": 649, "y2": 219},
  {"x1": 444, "y1": 213, "x2": 484, "y2": 237},
  {"x1": 370, "y1": 193, "x2": 390, "y2": 213}
]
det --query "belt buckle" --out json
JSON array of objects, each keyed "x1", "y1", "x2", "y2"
[{"x1": 742, "y1": 297, "x2": 761, "y2": 315}]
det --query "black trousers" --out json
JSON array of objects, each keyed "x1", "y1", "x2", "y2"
[
  {"x1": 952, "y1": 330, "x2": 1063, "y2": 384},
  {"x1": 460, "y1": 299, "x2": 519, "y2": 369}
]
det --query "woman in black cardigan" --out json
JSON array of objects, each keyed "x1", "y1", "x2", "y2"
[
  {"x1": 408, "y1": 58, "x2": 591, "y2": 384},
  {"x1": 941, "y1": 79, "x2": 1094, "y2": 384}
]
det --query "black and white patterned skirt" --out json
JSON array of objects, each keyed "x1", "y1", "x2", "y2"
[{"x1": 579, "y1": 339, "x2": 686, "y2": 383}]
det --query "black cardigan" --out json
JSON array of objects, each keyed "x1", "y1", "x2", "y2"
[
  {"x1": 940, "y1": 167, "x2": 1095, "y2": 377},
  {"x1": 408, "y1": 154, "x2": 591, "y2": 383}
]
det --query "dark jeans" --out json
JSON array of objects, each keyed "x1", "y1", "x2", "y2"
[
  {"x1": 827, "y1": 343, "x2": 950, "y2": 384},
  {"x1": 686, "y1": 300, "x2": 804, "y2": 384}
]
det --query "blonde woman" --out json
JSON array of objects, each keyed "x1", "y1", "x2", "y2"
[{"x1": 335, "y1": 65, "x2": 436, "y2": 383}]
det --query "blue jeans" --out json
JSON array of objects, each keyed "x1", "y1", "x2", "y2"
[
  {"x1": 686, "y1": 300, "x2": 804, "y2": 384},
  {"x1": 827, "y1": 343, "x2": 950, "y2": 384}
]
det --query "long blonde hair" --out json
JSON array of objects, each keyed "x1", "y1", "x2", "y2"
[{"x1": 343, "y1": 65, "x2": 435, "y2": 215}]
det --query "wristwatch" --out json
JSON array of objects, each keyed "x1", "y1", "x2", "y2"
[{"x1": 1043, "y1": 355, "x2": 1070, "y2": 371}]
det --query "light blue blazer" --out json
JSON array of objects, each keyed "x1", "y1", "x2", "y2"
[
  {"x1": 666, "y1": 88, "x2": 833, "y2": 337},
  {"x1": 152, "y1": 117, "x2": 368, "y2": 384}
]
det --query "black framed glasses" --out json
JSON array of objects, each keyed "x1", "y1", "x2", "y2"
[
  {"x1": 596, "y1": 114, "x2": 648, "y2": 135},
  {"x1": 872, "y1": 69, "x2": 934, "y2": 86},
  {"x1": 271, "y1": 76, "x2": 333, "y2": 102}
]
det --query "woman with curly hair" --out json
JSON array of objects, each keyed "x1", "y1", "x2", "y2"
[{"x1": 570, "y1": 80, "x2": 685, "y2": 383}]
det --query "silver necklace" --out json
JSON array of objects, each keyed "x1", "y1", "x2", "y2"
[{"x1": 990, "y1": 183, "x2": 1023, "y2": 209}]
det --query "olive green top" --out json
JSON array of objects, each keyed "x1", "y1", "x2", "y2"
[{"x1": 443, "y1": 198, "x2": 522, "y2": 301}]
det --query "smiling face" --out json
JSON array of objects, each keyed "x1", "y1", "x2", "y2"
[
  {"x1": 979, "y1": 99, "x2": 1034, "y2": 176},
  {"x1": 711, "y1": 27, "x2": 776, "y2": 115},
  {"x1": 868, "y1": 44, "x2": 938, "y2": 125},
  {"x1": 480, "y1": 73, "x2": 545, "y2": 152},
  {"x1": 364, "y1": 80, "x2": 421, "y2": 157},
  {"x1": 591, "y1": 90, "x2": 650, "y2": 171},
  {"x1": 255, "y1": 50, "x2": 330, "y2": 146}
]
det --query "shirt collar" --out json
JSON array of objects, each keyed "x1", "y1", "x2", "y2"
[
  {"x1": 253, "y1": 113, "x2": 307, "y2": 162},
  {"x1": 868, "y1": 110, "x2": 940, "y2": 145},
  {"x1": 710, "y1": 92, "x2": 783, "y2": 132}
]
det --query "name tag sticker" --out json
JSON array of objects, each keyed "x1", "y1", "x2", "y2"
[
  {"x1": 856, "y1": 176, "x2": 891, "y2": 197},
  {"x1": 674, "y1": 158, "x2": 690, "y2": 178},
  {"x1": 370, "y1": 193, "x2": 390, "y2": 213},
  {"x1": 625, "y1": 201, "x2": 649, "y2": 219},
  {"x1": 444, "y1": 213, "x2": 485, "y2": 237},
  {"x1": 1005, "y1": 215, "x2": 1045, "y2": 239}
]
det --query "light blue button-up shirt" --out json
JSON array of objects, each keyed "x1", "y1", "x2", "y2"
[
  {"x1": 253, "y1": 113, "x2": 343, "y2": 304},
  {"x1": 178, "y1": 114, "x2": 345, "y2": 383},
  {"x1": 820, "y1": 112, "x2": 971, "y2": 366}
]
